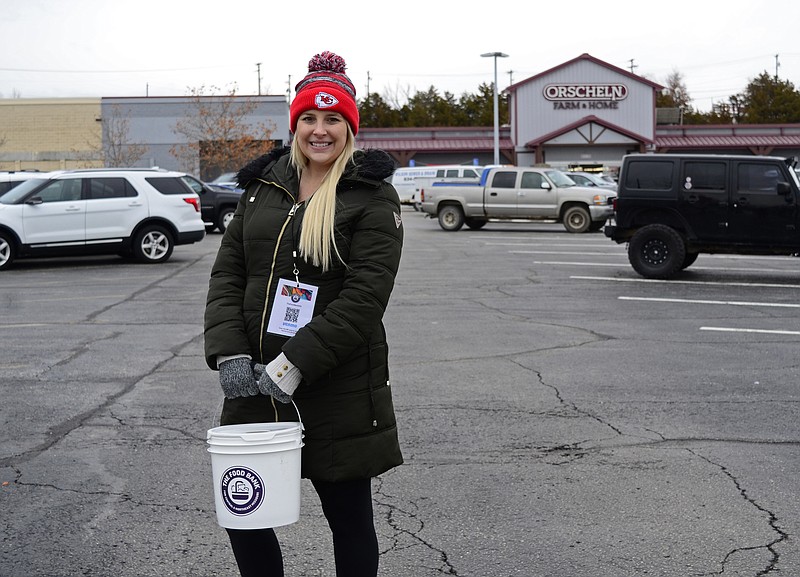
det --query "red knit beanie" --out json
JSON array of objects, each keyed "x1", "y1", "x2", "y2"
[{"x1": 290, "y1": 51, "x2": 360, "y2": 136}]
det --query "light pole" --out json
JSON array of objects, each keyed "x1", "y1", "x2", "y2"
[{"x1": 481, "y1": 52, "x2": 508, "y2": 165}]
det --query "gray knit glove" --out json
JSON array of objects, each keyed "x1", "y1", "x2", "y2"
[
  {"x1": 218, "y1": 357, "x2": 260, "y2": 399},
  {"x1": 257, "y1": 373, "x2": 293, "y2": 404},
  {"x1": 250, "y1": 362, "x2": 292, "y2": 404}
]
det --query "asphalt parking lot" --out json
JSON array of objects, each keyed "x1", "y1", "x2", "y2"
[{"x1": 2, "y1": 208, "x2": 799, "y2": 577}]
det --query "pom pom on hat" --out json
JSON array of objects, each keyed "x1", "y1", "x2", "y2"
[
  {"x1": 290, "y1": 51, "x2": 360, "y2": 135},
  {"x1": 307, "y1": 52, "x2": 348, "y2": 76}
]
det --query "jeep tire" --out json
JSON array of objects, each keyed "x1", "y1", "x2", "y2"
[{"x1": 628, "y1": 224, "x2": 686, "y2": 279}]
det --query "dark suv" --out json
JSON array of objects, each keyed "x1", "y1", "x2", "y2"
[
  {"x1": 605, "y1": 153, "x2": 800, "y2": 279},
  {"x1": 180, "y1": 175, "x2": 242, "y2": 233}
]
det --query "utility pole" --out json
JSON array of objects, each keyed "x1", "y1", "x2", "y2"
[
  {"x1": 507, "y1": 70, "x2": 514, "y2": 86},
  {"x1": 366, "y1": 71, "x2": 371, "y2": 96},
  {"x1": 256, "y1": 63, "x2": 262, "y2": 95},
  {"x1": 481, "y1": 52, "x2": 509, "y2": 166},
  {"x1": 628, "y1": 58, "x2": 637, "y2": 74},
  {"x1": 775, "y1": 54, "x2": 780, "y2": 79},
  {"x1": 287, "y1": 75, "x2": 292, "y2": 143}
]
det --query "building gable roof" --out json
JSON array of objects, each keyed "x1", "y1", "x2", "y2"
[
  {"x1": 525, "y1": 115, "x2": 653, "y2": 148},
  {"x1": 504, "y1": 53, "x2": 664, "y2": 94}
]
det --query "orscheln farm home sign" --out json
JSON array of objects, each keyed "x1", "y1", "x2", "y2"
[{"x1": 543, "y1": 83, "x2": 628, "y2": 110}]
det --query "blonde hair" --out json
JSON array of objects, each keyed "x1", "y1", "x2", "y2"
[{"x1": 290, "y1": 126, "x2": 356, "y2": 272}]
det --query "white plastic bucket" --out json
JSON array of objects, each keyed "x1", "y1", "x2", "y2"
[{"x1": 207, "y1": 422, "x2": 303, "y2": 529}]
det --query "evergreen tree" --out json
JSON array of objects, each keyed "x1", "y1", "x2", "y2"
[
  {"x1": 740, "y1": 72, "x2": 800, "y2": 123},
  {"x1": 358, "y1": 93, "x2": 400, "y2": 128},
  {"x1": 459, "y1": 83, "x2": 503, "y2": 126},
  {"x1": 354, "y1": 69, "x2": 800, "y2": 128}
]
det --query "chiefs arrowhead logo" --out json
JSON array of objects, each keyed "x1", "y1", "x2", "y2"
[{"x1": 315, "y1": 91, "x2": 339, "y2": 109}]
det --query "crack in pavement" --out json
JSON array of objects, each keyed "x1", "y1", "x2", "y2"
[
  {"x1": 0, "y1": 257, "x2": 206, "y2": 471},
  {"x1": 513, "y1": 356, "x2": 791, "y2": 576},
  {"x1": 372, "y1": 473, "x2": 459, "y2": 575},
  {"x1": 7, "y1": 476, "x2": 213, "y2": 516},
  {"x1": 513, "y1": 359, "x2": 624, "y2": 436},
  {"x1": 687, "y1": 449, "x2": 788, "y2": 576}
]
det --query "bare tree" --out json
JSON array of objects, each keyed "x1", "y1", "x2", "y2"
[
  {"x1": 660, "y1": 70, "x2": 692, "y2": 110},
  {"x1": 170, "y1": 85, "x2": 276, "y2": 180},
  {"x1": 103, "y1": 104, "x2": 148, "y2": 167},
  {"x1": 381, "y1": 82, "x2": 415, "y2": 109}
]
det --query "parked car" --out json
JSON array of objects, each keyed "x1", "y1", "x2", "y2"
[
  {"x1": 0, "y1": 168, "x2": 205, "y2": 271},
  {"x1": 565, "y1": 171, "x2": 618, "y2": 192},
  {"x1": 605, "y1": 153, "x2": 800, "y2": 279},
  {"x1": 180, "y1": 175, "x2": 242, "y2": 233},
  {"x1": 209, "y1": 172, "x2": 241, "y2": 191},
  {"x1": 420, "y1": 166, "x2": 614, "y2": 233},
  {"x1": 0, "y1": 170, "x2": 45, "y2": 197},
  {"x1": 390, "y1": 165, "x2": 484, "y2": 209}
]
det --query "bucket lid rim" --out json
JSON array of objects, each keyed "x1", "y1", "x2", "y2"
[{"x1": 207, "y1": 422, "x2": 302, "y2": 438}]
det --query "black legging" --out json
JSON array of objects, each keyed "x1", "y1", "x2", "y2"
[{"x1": 226, "y1": 477, "x2": 379, "y2": 577}]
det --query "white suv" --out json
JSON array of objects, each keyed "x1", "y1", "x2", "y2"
[
  {"x1": 0, "y1": 170, "x2": 47, "y2": 197},
  {"x1": 0, "y1": 168, "x2": 205, "y2": 270}
]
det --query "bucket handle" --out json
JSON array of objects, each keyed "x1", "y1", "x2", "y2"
[
  {"x1": 234, "y1": 401, "x2": 304, "y2": 442},
  {"x1": 291, "y1": 400, "x2": 304, "y2": 431},
  {"x1": 238, "y1": 401, "x2": 303, "y2": 441}
]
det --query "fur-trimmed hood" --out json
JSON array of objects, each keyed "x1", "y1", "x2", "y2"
[{"x1": 235, "y1": 146, "x2": 396, "y2": 190}]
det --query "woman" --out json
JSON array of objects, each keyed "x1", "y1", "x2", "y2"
[{"x1": 204, "y1": 52, "x2": 404, "y2": 577}]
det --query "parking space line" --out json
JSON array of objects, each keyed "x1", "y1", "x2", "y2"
[
  {"x1": 530, "y1": 259, "x2": 794, "y2": 273},
  {"x1": 487, "y1": 242, "x2": 610, "y2": 248},
  {"x1": 508, "y1": 250, "x2": 623, "y2": 255},
  {"x1": 529, "y1": 260, "x2": 621, "y2": 266},
  {"x1": 701, "y1": 327, "x2": 800, "y2": 335},
  {"x1": 619, "y1": 296, "x2": 800, "y2": 308},
  {"x1": 572, "y1": 276, "x2": 800, "y2": 289}
]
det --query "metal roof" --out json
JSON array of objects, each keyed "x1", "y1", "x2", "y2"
[
  {"x1": 655, "y1": 134, "x2": 800, "y2": 148},
  {"x1": 357, "y1": 137, "x2": 514, "y2": 152},
  {"x1": 354, "y1": 125, "x2": 800, "y2": 157}
]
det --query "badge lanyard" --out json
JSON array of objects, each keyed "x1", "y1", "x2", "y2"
[
  {"x1": 289, "y1": 203, "x2": 301, "y2": 287},
  {"x1": 266, "y1": 202, "x2": 318, "y2": 337}
]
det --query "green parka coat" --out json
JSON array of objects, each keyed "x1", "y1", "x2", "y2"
[{"x1": 204, "y1": 147, "x2": 404, "y2": 482}]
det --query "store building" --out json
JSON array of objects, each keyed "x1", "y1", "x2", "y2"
[{"x1": 505, "y1": 53, "x2": 661, "y2": 170}]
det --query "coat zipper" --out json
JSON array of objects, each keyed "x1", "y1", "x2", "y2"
[{"x1": 258, "y1": 198, "x2": 302, "y2": 363}]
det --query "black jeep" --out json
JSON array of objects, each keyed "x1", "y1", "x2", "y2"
[{"x1": 605, "y1": 153, "x2": 800, "y2": 279}]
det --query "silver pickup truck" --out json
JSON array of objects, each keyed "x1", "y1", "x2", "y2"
[{"x1": 419, "y1": 166, "x2": 615, "y2": 233}]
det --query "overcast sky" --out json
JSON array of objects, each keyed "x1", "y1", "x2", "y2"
[{"x1": 2, "y1": 0, "x2": 798, "y2": 112}]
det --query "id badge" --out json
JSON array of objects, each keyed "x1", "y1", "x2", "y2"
[{"x1": 266, "y1": 278, "x2": 318, "y2": 337}]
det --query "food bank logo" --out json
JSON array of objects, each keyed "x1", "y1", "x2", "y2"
[{"x1": 220, "y1": 466, "x2": 264, "y2": 516}]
